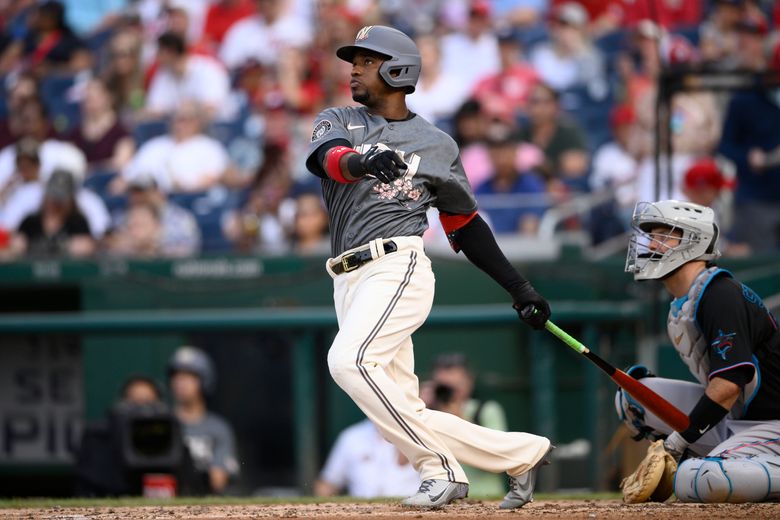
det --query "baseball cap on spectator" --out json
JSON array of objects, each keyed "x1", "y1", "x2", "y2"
[
  {"x1": 551, "y1": 2, "x2": 589, "y2": 27},
  {"x1": 636, "y1": 19, "x2": 664, "y2": 40},
  {"x1": 660, "y1": 35, "x2": 699, "y2": 66},
  {"x1": 432, "y1": 352, "x2": 469, "y2": 370},
  {"x1": 45, "y1": 169, "x2": 76, "y2": 202},
  {"x1": 485, "y1": 123, "x2": 518, "y2": 148},
  {"x1": 128, "y1": 173, "x2": 158, "y2": 191},
  {"x1": 15, "y1": 138, "x2": 40, "y2": 162},
  {"x1": 610, "y1": 104, "x2": 635, "y2": 129},
  {"x1": 736, "y1": 12, "x2": 769, "y2": 35},
  {"x1": 683, "y1": 159, "x2": 735, "y2": 191},
  {"x1": 469, "y1": 0, "x2": 491, "y2": 18},
  {"x1": 495, "y1": 26, "x2": 520, "y2": 45}
]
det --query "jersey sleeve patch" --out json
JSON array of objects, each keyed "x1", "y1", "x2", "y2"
[
  {"x1": 311, "y1": 120, "x2": 333, "y2": 142},
  {"x1": 711, "y1": 329, "x2": 737, "y2": 361}
]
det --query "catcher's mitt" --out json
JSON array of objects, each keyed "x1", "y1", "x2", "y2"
[{"x1": 620, "y1": 439, "x2": 678, "y2": 503}]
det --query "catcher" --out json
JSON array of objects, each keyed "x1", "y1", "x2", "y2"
[{"x1": 617, "y1": 200, "x2": 780, "y2": 503}]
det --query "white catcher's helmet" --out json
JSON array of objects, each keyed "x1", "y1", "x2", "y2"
[{"x1": 625, "y1": 200, "x2": 721, "y2": 281}]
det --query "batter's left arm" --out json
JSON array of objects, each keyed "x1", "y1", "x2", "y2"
[{"x1": 441, "y1": 211, "x2": 551, "y2": 330}]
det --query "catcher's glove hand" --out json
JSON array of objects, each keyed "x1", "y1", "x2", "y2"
[{"x1": 620, "y1": 439, "x2": 678, "y2": 503}]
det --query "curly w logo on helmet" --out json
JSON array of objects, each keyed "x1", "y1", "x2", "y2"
[{"x1": 355, "y1": 26, "x2": 373, "y2": 41}]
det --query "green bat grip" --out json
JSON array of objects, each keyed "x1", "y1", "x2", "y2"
[{"x1": 544, "y1": 320, "x2": 589, "y2": 354}]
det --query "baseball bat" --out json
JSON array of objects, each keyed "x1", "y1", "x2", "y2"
[{"x1": 543, "y1": 319, "x2": 690, "y2": 432}]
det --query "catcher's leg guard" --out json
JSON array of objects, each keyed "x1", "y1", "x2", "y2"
[{"x1": 675, "y1": 455, "x2": 780, "y2": 503}]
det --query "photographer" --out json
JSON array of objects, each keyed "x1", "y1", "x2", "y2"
[
  {"x1": 167, "y1": 346, "x2": 239, "y2": 495},
  {"x1": 421, "y1": 354, "x2": 508, "y2": 497}
]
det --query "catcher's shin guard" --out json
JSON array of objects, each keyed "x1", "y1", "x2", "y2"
[{"x1": 675, "y1": 455, "x2": 780, "y2": 503}]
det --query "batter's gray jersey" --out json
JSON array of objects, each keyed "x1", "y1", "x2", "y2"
[{"x1": 306, "y1": 106, "x2": 477, "y2": 255}]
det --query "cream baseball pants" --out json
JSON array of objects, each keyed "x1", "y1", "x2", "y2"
[{"x1": 325, "y1": 236, "x2": 550, "y2": 483}]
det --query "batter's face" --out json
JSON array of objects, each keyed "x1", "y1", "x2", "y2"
[{"x1": 349, "y1": 50, "x2": 393, "y2": 106}]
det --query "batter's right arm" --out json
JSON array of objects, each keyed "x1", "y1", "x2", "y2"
[{"x1": 441, "y1": 212, "x2": 551, "y2": 330}]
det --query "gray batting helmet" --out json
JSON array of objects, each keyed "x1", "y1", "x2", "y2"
[
  {"x1": 337, "y1": 25, "x2": 421, "y2": 93},
  {"x1": 167, "y1": 346, "x2": 216, "y2": 395}
]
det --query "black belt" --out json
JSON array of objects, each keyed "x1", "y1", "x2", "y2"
[{"x1": 331, "y1": 240, "x2": 398, "y2": 275}]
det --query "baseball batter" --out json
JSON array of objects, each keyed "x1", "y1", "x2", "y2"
[
  {"x1": 305, "y1": 26, "x2": 553, "y2": 508},
  {"x1": 618, "y1": 200, "x2": 780, "y2": 503}
]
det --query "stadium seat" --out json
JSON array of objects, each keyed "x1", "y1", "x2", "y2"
[
  {"x1": 674, "y1": 26, "x2": 700, "y2": 47},
  {"x1": 594, "y1": 30, "x2": 629, "y2": 59},
  {"x1": 197, "y1": 210, "x2": 232, "y2": 253},
  {"x1": 169, "y1": 188, "x2": 240, "y2": 253},
  {"x1": 83, "y1": 170, "x2": 118, "y2": 197},
  {"x1": 518, "y1": 24, "x2": 550, "y2": 52},
  {"x1": 559, "y1": 86, "x2": 614, "y2": 153},
  {"x1": 209, "y1": 119, "x2": 245, "y2": 148},
  {"x1": 132, "y1": 119, "x2": 169, "y2": 147},
  {"x1": 103, "y1": 194, "x2": 128, "y2": 217},
  {"x1": 40, "y1": 74, "x2": 80, "y2": 132}
]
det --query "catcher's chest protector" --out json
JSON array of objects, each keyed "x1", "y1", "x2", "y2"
[{"x1": 667, "y1": 267, "x2": 757, "y2": 417}]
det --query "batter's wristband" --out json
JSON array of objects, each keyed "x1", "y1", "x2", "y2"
[
  {"x1": 325, "y1": 146, "x2": 359, "y2": 183},
  {"x1": 680, "y1": 393, "x2": 729, "y2": 443}
]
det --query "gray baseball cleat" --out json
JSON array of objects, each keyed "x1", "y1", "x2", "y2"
[
  {"x1": 401, "y1": 479, "x2": 468, "y2": 508},
  {"x1": 499, "y1": 445, "x2": 555, "y2": 509}
]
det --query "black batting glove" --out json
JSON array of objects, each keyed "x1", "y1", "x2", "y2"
[
  {"x1": 511, "y1": 282, "x2": 551, "y2": 330},
  {"x1": 359, "y1": 145, "x2": 407, "y2": 184}
]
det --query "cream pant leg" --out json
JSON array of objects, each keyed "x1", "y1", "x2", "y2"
[{"x1": 326, "y1": 236, "x2": 550, "y2": 483}]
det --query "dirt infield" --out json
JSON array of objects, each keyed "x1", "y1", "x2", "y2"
[{"x1": 5, "y1": 500, "x2": 780, "y2": 520}]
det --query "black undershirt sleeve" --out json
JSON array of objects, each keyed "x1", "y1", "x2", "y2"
[
  {"x1": 449, "y1": 214, "x2": 529, "y2": 301},
  {"x1": 306, "y1": 138, "x2": 353, "y2": 178}
]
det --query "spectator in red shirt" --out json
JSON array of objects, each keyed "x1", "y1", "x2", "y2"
[
  {"x1": 616, "y1": 0, "x2": 702, "y2": 30},
  {"x1": 472, "y1": 28, "x2": 540, "y2": 123},
  {"x1": 551, "y1": 0, "x2": 701, "y2": 33},
  {"x1": 201, "y1": 0, "x2": 256, "y2": 49}
]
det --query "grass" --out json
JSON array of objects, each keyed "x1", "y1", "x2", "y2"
[{"x1": 0, "y1": 493, "x2": 622, "y2": 509}]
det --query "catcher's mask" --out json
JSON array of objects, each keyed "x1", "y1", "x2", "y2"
[{"x1": 625, "y1": 200, "x2": 720, "y2": 281}]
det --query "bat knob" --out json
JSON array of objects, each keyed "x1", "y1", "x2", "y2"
[{"x1": 521, "y1": 305, "x2": 536, "y2": 319}]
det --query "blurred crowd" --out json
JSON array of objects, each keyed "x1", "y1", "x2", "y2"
[{"x1": 0, "y1": 0, "x2": 779, "y2": 260}]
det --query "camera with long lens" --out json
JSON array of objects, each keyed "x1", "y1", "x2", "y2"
[
  {"x1": 113, "y1": 401, "x2": 183, "y2": 471},
  {"x1": 433, "y1": 383, "x2": 456, "y2": 406},
  {"x1": 75, "y1": 401, "x2": 202, "y2": 497}
]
